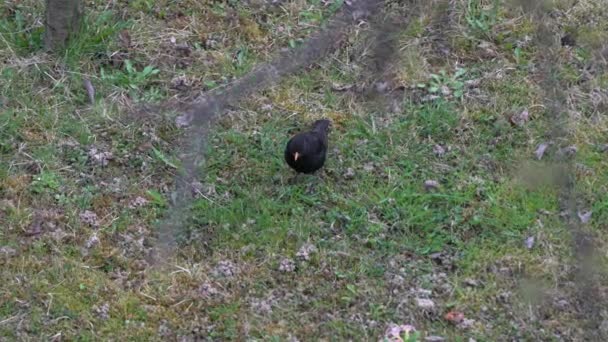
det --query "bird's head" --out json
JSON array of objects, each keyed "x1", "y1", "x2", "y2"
[
  {"x1": 312, "y1": 119, "x2": 331, "y2": 133},
  {"x1": 287, "y1": 134, "x2": 311, "y2": 163}
]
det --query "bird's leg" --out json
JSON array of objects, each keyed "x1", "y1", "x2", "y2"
[{"x1": 287, "y1": 173, "x2": 302, "y2": 184}]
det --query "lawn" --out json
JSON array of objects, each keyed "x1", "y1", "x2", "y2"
[{"x1": 1, "y1": 0, "x2": 607, "y2": 340}]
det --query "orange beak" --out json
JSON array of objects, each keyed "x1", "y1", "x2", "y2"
[{"x1": 293, "y1": 152, "x2": 300, "y2": 161}]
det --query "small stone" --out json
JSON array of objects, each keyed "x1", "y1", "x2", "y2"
[
  {"x1": 88, "y1": 147, "x2": 113, "y2": 166},
  {"x1": 524, "y1": 236, "x2": 535, "y2": 249},
  {"x1": 465, "y1": 79, "x2": 481, "y2": 88},
  {"x1": 86, "y1": 233, "x2": 100, "y2": 249},
  {"x1": 343, "y1": 168, "x2": 355, "y2": 180},
  {"x1": 250, "y1": 298, "x2": 273, "y2": 315},
  {"x1": 80, "y1": 210, "x2": 100, "y2": 228},
  {"x1": 128, "y1": 196, "x2": 149, "y2": 209},
  {"x1": 424, "y1": 180, "x2": 440, "y2": 191},
  {"x1": 278, "y1": 258, "x2": 296, "y2": 273},
  {"x1": 577, "y1": 210, "x2": 592, "y2": 224},
  {"x1": 198, "y1": 282, "x2": 221, "y2": 298},
  {"x1": 415, "y1": 298, "x2": 435, "y2": 309},
  {"x1": 510, "y1": 109, "x2": 530, "y2": 127},
  {"x1": 0, "y1": 246, "x2": 17, "y2": 258},
  {"x1": 158, "y1": 319, "x2": 172, "y2": 337},
  {"x1": 0, "y1": 199, "x2": 15, "y2": 211},
  {"x1": 433, "y1": 144, "x2": 446, "y2": 157},
  {"x1": 416, "y1": 288, "x2": 432, "y2": 297},
  {"x1": 440, "y1": 85, "x2": 451, "y2": 96},
  {"x1": 458, "y1": 318, "x2": 476, "y2": 330},
  {"x1": 497, "y1": 291, "x2": 511, "y2": 303},
  {"x1": 554, "y1": 299, "x2": 569, "y2": 310},
  {"x1": 296, "y1": 243, "x2": 317, "y2": 261},
  {"x1": 463, "y1": 278, "x2": 479, "y2": 287},
  {"x1": 175, "y1": 113, "x2": 192, "y2": 128},
  {"x1": 92, "y1": 303, "x2": 110, "y2": 320},
  {"x1": 212, "y1": 260, "x2": 239, "y2": 278},
  {"x1": 375, "y1": 81, "x2": 390, "y2": 93},
  {"x1": 383, "y1": 323, "x2": 416, "y2": 341}
]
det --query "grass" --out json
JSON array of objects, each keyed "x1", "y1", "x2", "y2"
[{"x1": 1, "y1": 0, "x2": 608, "y2": 340}]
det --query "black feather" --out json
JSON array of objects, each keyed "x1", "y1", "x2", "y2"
[{"x1": 284, "y1": 119, "x2": 331, "y2": 174}]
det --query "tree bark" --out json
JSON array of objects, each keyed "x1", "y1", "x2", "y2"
[{"x1": 44, "y1": 0, "x2": 82, "y2": 51}]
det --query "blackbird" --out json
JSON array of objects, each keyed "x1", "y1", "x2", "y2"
[{"x1": 284, "y1": 119, "x2": 331, "y2": 174}]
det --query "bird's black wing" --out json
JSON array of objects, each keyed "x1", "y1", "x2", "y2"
[{"x1": 310, "y1": 133, "x2": 327, "y2": 153}]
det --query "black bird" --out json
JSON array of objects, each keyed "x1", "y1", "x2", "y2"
[{"x1": 284, "y1": 119, "x2": 331, "y2": 174}]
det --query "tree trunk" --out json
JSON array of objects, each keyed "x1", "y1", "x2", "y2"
[{"x1": 44, "y1": 0, "x2": 82, "y2": 51}]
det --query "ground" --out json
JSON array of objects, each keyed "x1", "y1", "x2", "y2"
[{"x1": 1, "y1": 0, "x2": 607, "y2": 340}]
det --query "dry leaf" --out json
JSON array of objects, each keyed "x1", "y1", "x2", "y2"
[
  {"x1": 83, "y1": 78, "x2": 95, "y2": 104},
  {"x1": 535, "y1": 142, "x2": 549, "y2": 160},
  {"x1": 331, "y1": 83, "x2": 354, "y2": 92},
  {"x1": 444, "y1": 310, "x2": 465, "y2": 324},
  {"x1": 118, "y1": 30, "x2": 131, "y2": 49}
]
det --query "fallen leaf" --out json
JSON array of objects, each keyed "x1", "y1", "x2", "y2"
[
  {"x1": 118, "y1": 30, "x2": 132, "y2": 49},
  {"x1": 463, "y1": 278, "x2": 479, "y2": 287},
  {"x1": 535, "y1": 142, "x2": 549, "y2": 160},
  {"x1": 83, "y1": 78, "x2": 95, "y2": 104},
  {"x1": 444, "y1": 310, "x2": 465, "y2": 324},
  {"x1": 331, "y1": 83, "x2": 354, "y2": 92}
]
